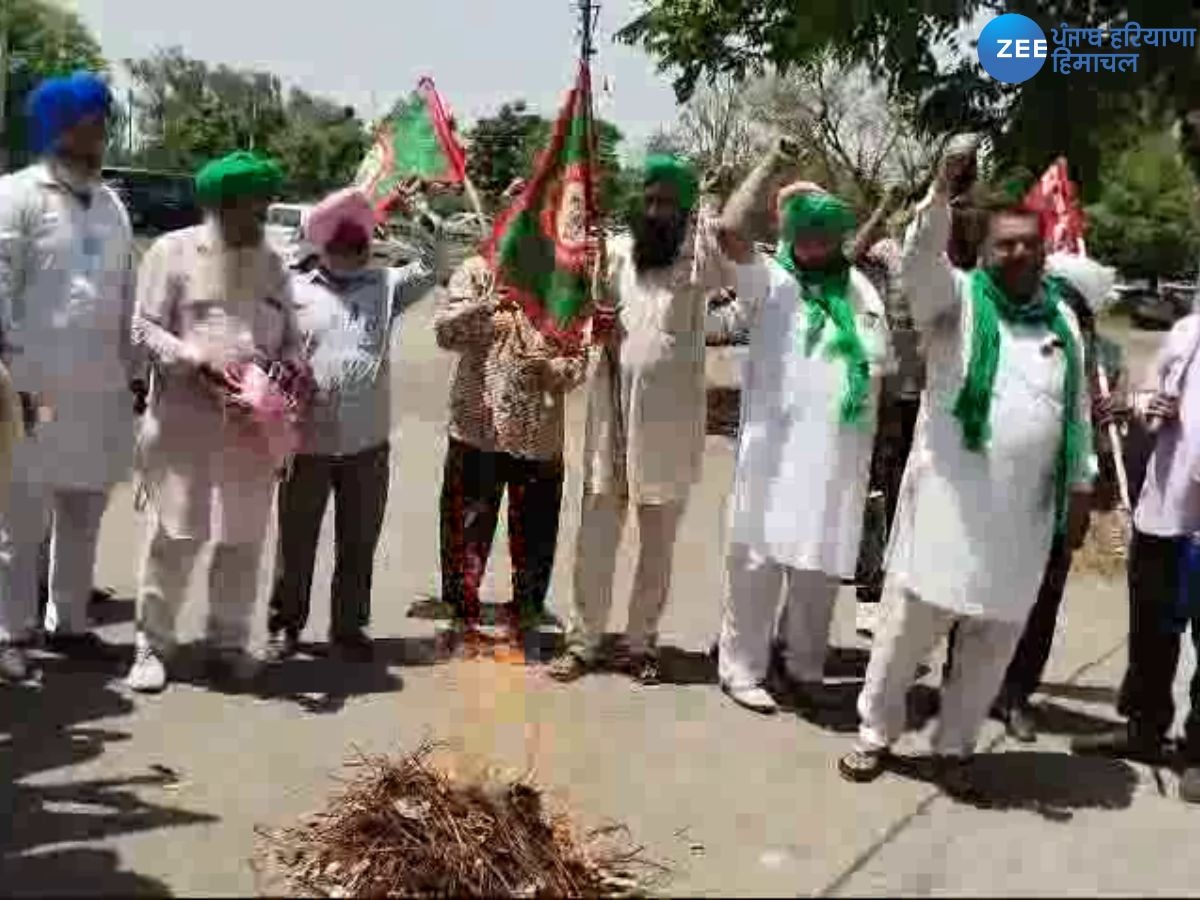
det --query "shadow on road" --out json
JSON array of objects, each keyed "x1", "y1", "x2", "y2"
[
  {"x1": 890, "y1": 751, "x2": 1139, "y2": 822},
  {"x1": 1032, "y1": 700, "x2": 1121, "y2": 738},
  {"x1": 1038, "y1": 682, "x2": 1120, "y2": 707},
  {"x1": 0, "y1": 670, "x2": 216, "y2": 894}
]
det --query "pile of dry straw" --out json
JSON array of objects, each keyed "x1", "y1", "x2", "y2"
[{"x1": 257, "y1": 743, "x2": 663, "y2": 898}]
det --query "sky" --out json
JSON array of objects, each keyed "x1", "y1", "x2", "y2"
[{"x1": 65, "y1": 0, "x2": 681, "y2": 152}]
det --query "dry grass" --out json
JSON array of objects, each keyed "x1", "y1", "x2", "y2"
[{"x1": 256, "y1": 742, "x2": 665, "y2": 898}]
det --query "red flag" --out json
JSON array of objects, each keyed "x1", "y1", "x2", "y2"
[
  {"x1": 1023, "y1": 157, "x2": 1086, "y2": 256},
  {"x1": 355, "y1": 78, "x2": 467, "y2": 220}
]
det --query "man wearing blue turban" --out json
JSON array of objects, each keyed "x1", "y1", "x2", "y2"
[{"x1": 0, "y1": 71, "x2": 141, "y2": 682}]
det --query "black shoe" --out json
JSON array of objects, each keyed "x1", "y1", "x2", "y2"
[
  {"x1": 1180, "y1": 767, "x2": 1200, "y2": 805},
  {"x1": 43, "y1": 631, "x2": 117, "y2": 662},
  {"x1": 1072, "y1": 726, "x2": 1165, "y2": 764},
  {"x1": 264, "y1": 631, "x2": 300, "y2": 664},
  {"x1": 1004, "y1": 703, "x2": 1038, "y2": 744},
  {"x1": 0, "y1": 644, "x2": 30, "y2": 682},
  {"x1": 330, "y1": 633, "x2": 374, "y2": 663}
]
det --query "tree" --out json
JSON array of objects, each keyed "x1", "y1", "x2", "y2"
[
  {"x1": 465, "y1": 100, "x2": 545, "y2": 203},
  {"x1": 1087, "y1": 131, "x2": 1200, "y2": 286},
  {"x1": 673, "y1": 75, "x2": 761, "y2": 177},
  {"x1": 466, "y1": 100, "x2": 630, "y2": 219},
  {"x1": 744, "y1": 54, "x2": 941, "y2": 206},
  {"x1": 618, "y1": 0, "x2": 1200, "y2": 198},
  {"x1": 125, "y1": 47, "x2": 368, "y2": 198},
  {"x1": 1, "y1": 0, "x2": 106, "y2": 169}
]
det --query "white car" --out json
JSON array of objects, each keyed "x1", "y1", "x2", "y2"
[{"x1": 266, "y1": 202, "x2": 314, "y2": 268}]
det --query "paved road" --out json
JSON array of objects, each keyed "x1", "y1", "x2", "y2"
[{"x1": 1, "y1": 294, "x2": 1196, "y2": 896}]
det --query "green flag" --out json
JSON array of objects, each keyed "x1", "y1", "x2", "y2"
[
  {"x1": 355, "y1": 77, "x2": 466, "y2": 218},
  {"x1": 484, "y1": 63, "x2": 599, "y2": 347}
]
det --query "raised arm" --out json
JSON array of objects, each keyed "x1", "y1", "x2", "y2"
[
  {"x1": 718, "y1": 138, "x2": 796, "y2": 264},
  {"x1": 434, "y1": 257, "x2": 498, "y2": 352}
]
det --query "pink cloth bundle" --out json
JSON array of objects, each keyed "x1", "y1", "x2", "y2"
[{"x1": 223, "y1": 360, "x2": 315, "y2": 466}]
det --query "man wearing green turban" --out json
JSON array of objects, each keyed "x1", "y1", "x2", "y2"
[
  {"x1": 125, "y1": 150, "x2": 303, "y2": 694},
  {"x1": 708, "y1": 140, "x2": 892, "y2": 716},
  {"x1": 840, "y1": 139, "x2": 1095, "y2": 793},
  {"x1": 549, "y1": 154, "x2": 734, "y2": 685}
]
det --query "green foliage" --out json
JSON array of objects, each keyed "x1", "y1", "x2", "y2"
[
  {"x1": 125, "y1": 47, "x2": 367, "y2": 198},
  {"x1": 2, "y1": 0, "x2": 107, "y2": 168},
  {"x1": 1087, "y1": 132, "x2": 1200, "y2": 281},
  {"x1": 618, "y1": 0, "x2": 1200, "y2": 195}
]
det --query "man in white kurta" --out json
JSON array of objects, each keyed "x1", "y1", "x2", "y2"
[
  {"x1": 551, "y1": 156, "x2": 731, "y2": 684},
  {"x1": 126, "y1": 151, "x2": 301, "y2": 694},
  {"x1": 0, "y1": 73, "x2": 139, "y2": 681},
  {"x1": 715, "y1": 166, "x2": 891, "y2": 715},
  {"x1": 841, "y1": 146, "x2": 1094, "y2": 790}
]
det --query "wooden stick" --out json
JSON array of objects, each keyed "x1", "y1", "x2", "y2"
[{"x1": 462, "y1": 175, "x2": 489, "y2": 240}]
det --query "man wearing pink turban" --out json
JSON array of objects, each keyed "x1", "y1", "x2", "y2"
[{"x1": 264, "y1": 181, "x2": 436, "y2": 663}]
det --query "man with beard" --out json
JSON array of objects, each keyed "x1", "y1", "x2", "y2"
[
  {"x1": 126, "y1": 151, "x2": 302, "y2": 693},
  {"x1": 548, "y1": 155, "x2": 732, "y2": 684},
  {"x1": 709, "y1": 145, "x2": 892, "y2": 715},
  {"x1": 839, "y1": 141, "x2": 1094, "y2": 793},
  {"x1": 0, "y1": 73, "x2": 141, "y2": 681}
]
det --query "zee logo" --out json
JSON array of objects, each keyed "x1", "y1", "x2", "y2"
[
  {"x1": 978, "y1": 13, "x2": 1049, "y2": 84},
  {"x1": 996, "y1": 38, "x2": 1048, "y2": 59}
]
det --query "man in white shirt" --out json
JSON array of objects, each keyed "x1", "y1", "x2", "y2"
[
  {"x1": 839, "y1": 141, "x2": 1094, "y2": 794},
  {"x1": 0, "y1": 73, "x2": 140, "y2": 681},
  {"x1": 1073, "y1": 310, "x2": 1200, "y2": 804},
  {"x1": 712, "y1": 144, "x2": 891, "y2": 715},
  {"x1": 265, "y1": 183, "x2": 435, "y2": 663}
]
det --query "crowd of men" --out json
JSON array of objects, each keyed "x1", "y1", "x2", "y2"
[{"x1": 3, "y1": 70, "x2": 1200, "y2": 805}]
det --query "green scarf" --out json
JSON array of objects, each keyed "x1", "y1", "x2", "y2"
[
  {"x1": 776, "y1": 193, "x2": 869, "y2": 427},
  {"x1": 954, "y1": 268, "x2": 1085, "y2": 535}
]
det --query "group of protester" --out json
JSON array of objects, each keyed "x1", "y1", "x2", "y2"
[{"x1": 3, "y1": 70, "x2": 1200, "y2": 805}]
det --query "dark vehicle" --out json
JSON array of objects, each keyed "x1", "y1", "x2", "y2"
[
  {"x1": 1128, "y1": 280, "x2": 1196, "y2": 331},
  {"x1": 102, "y1": 167, "x2": 202, "y2": 235}
]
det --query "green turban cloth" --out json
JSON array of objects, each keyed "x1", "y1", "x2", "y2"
[
  {"x1": 775, "y1": 191, "x2": 869, "y2": 427},
  {"x1": 953, "y1": 269, "x2": 1086, "y2": 536},
  {"x1": 195, "y1": 151, "x2": 284, "y2": 206},
  {"x1": 643, "y1": 154, "x2": 699, "y2": 212}
]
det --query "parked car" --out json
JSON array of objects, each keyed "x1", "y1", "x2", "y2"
[
  {"x1": 1128, "y1": 280, "x2": 1195, "y2": 330},
  {"x1": 102, "y1": 167, "x2": 201, "y2": 234}
]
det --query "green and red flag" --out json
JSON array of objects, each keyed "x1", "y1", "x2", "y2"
[
  {"x1": 484, "y1": 61, "x2": 601, "y2": 347},
  {"x1": 355, "y1": 77, "x2": 467, "y2": 219}
]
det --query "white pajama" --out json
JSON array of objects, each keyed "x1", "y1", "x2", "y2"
[
  {"x1": 0, "y1": 481, "x2": 110, "y2": 641},
  {"x1": 568, "y1": 493, "x2": 683, "y2": 659},
  {"x1": 137, "y1": 517, "x2": 263, "y2": 654},
  {"x1": 718, "y1": 543, "x2": 840, "y2": 690},
  {"x1": 856, "y1": 591, "x2": 1023, "y2": 757}
]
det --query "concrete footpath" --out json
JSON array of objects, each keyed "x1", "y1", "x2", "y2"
[{"x1": 1, "y1": 294, "x2": 1197, "y2": 897}]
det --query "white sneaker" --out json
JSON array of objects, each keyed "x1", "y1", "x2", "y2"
[
  {"x1": 126, "y1": 638, "x2": 167, "y2": 693},
  {"x1": 722, "y1": 682, "x2": 779, "y2": 715},
  {"x1": 856, "y1": 602, "x2": 879, "y2": 638}
]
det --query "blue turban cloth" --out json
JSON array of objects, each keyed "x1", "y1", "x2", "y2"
[{"x1": 26, "y1": 72, "x2": 113, "y2": 156}]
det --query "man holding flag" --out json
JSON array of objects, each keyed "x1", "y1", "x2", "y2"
[
  {"x1": 547, "y1": 155, "x2": 732, "y2": 684},
  {"x1": 435, "y1": 65, "x2": 601, "y2": 653}
]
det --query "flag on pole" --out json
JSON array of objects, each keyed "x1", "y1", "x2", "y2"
[
  {"x1": 1023, "y1": 157, "x2": 1086, "y2": 256},
  {"x1": 483, "y1": 61, "x2": 600, "y2": 347},
  {"x1": 355, "y1": 77, "x2": 467, "y2": 219}
]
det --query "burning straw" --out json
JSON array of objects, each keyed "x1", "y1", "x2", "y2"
[{"x1": 256, "y1": 742, "x2": 665, "y2": 897}]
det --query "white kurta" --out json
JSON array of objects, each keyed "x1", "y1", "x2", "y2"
[
  {"x1": 581, "y1": 203, "x2": 732, "y2": 504},
  {"x1": 724, "y1": 255, "x2": 891, "y2": 578},
  {"x1": 0, "y1": 163, "x2": 138, "y2": 491},
  {"x1": 885, "y1": 193, "x2": 1093, "y2": 625}
]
